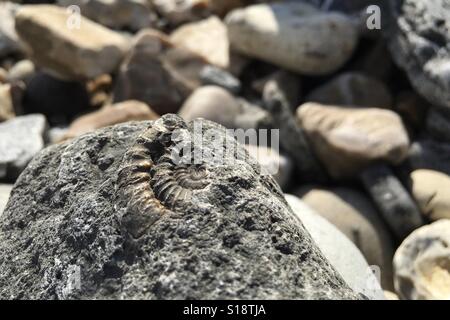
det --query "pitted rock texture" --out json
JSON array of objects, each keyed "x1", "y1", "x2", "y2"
[
  {"x1": 0, "y1": 115, "x2": 361, "y2": 300},
  {"x1": 386, "y1": 0, "x2": 450, "y2": 114}
]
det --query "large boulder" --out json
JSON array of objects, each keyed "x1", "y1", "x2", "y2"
[{"x1": 0, "y1": 115, "x2": 362, "y2": 300}]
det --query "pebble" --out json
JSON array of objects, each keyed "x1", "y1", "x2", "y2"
[
  {"x1": 360, "y1": 164, "x2": 424, "y2": 240},
  {"x1": 426, "y1": 109, "x2": 450, "y2": 143},
  {"x1": 226, "y1": 2, "x2": 358, "y2": 75},
  {"x1": 152, "y1": 0, "x2": 209, "y2": 26},
  {"x1": 58, "y1": 0, "x2": 156, "y2": 32},
  {"x1": 246, "y1": 145, "x2": 293, "y2": 190},
  {"x1": 0, "y1": 184, "x2": 13, "y2": 217},
  {"x1": 200, "y1": 66, "x2": 241, "y2": 94},
  {"x1": 23, "y1": 72, "x2": 90, "y2": 124},
  {"x1": 15, "y1": 5, "x2": 130, "y2": 80},
  {"x1": 171, "y1": 16, "x2": 230, "y2": 69},
  {"x1": 264, "y1": 74, "x2": 327, "y2": 183},
  {"x1": 285, "y1": 194, "x2": 385, "y2": 300},
  {"x1": 114, "y1": 29, "x2": 209, "y2": 115},
  {"x1": 6, "y1": 59, "x2": 35, "y2": 83},
  {"x1": 306, "y1": 72, "x2": 392, "y2": 108},
  {"x1": 295, "y1": 186, "x2": 395, "y2": 290},
  {"x1": 394, "y1": 219, "x2": 450, "y2": 300},
  {"x1": 385, "y1": 0, "x2": 450, "y2": 115},
  {"x1": 178, "y1": 86, "x2": 241, "y2": 128},
  {"x1": 200, "y1": 65, "x2": 241, "y2": 94},
  {"x1": 296, "y1": 102, "x2": 410, "y2": 179},
  {"x1": 407, "y1": 140, "x2": 450, "y2": 176},
  {"x1": 0, "y1": 114, "x2": 47, "y2": 181},
  {"x1": 0, "y1": 2, "x2": 22, "y2": 58},
  {"x1": 0, "y1": 84, "x2": 15, "y2": 122},
  {"x1": 411, "y1": 170, "x2": 450, "y2": 221},
  {"x1": 61, "y1": 100, "x2": 160, "y2": 141}
]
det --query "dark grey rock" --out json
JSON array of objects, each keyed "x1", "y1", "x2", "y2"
[
  {"x1": 23, "y1": 72, "x2": 90, "y2": 125},
  {"x1": 385, "y1": 0, "x2": 450, "y2": 115},
  {"x1": 360, "y1": 164, "x2": 424, "y2": 240},
  {"x1": 407, "y1": 139, "x2": 450, "y2": 176},
  {"x1": 200, "y1": 65, "x2": 241, "y2": 94},
  {"x1": 0, "y1": 115, "x2": 361, "y2": 300},
  {"x1": 0, "y1": 114, "x2": 48, "y2": 181},
  {"x1": 263, "y1": 71, "x2": 327, "y2": 183},
  {"x1": 426, "y1": 109, "x2": 450, "y2": 143}
]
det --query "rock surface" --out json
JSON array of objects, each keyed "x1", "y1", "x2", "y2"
[
  {"x1": 295, "y1": 186, "x2": 395, "y2": 290},
  {"x1": 15, "y1": 5, "x2": 130, "y2": 80},
  {"x1": 152, "y1": 0, "x2": 209, "y2": 26},
  {"x1": 394, "y1": 219, "x2": 450, "y2": 300},
  {"x1": 246, "y1": 145, "x2": 293, "y2": 191},
  {"x1": 0, "y1": 184, "x2": 13, "y2": 217},
  {"x1": 0, "y1": 114, "x2": 47, "y2": 181},
  {"x1": 58, "y1": 0, "x2": 156, "y2": 31},
  {"x1": 226, "y1": 3, "x2": 358, "y2": 75},
  {"x1": 411, "y1": 170, "x2": 450, "y2": 221},
  {"x1": 61, "y1": 100, "x2": 160, "y2": 141},
  {"x1": 114, "y1": 29, "x2": 209, "y2": 116},
  {"x1": 386, "y1": 0, "x2": 450, "y2": 114},
  {"x1": 285, "y1": 194, "x2": 385, "y2": 300},
  {"x1": 0, "y1": 115, "x2": 362, "y2": 300},
  {"x1": 306, "y1": 72, "x2": 392, "y2": 108},
  {"x1": 171, "y1": 16, "x2": 229, "y2": 69},
  {"x1": 296, "y1": 102, "x2": 410, "y2": 179}
]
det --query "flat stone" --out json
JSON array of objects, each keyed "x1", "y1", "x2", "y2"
[
  {"x1": 360, "y1": 164, "x2": 424, "y2": 241},
  {"x1": 246, "y1": 145, "x2": 293, "y2": 191},
  {"x1": 0, "y1": 115, "x2": 362, "y2": 299},
  {"x1": 285, "y1": 194, "x2": 385, "y2": 300},
  {"x1": 384, "y1": 290, "x2": 400, "y2": 300},
  {"x1": 394, "y1": 220, "x2": 450, "y2": 300},
  {"x1": 297, "y1": 102, "x2": 410, "y2": 179},
  {"x1": 113, "y1": 29, "x2": 209, "y2": 115},
  {"x1": 411, "y1": 169, "x2": 450, "y2": 221},
  {"x1": 15, "y1": 5, "x2": 130, "y2": 80},
  {"x1": 58, "y1": 0, "x2": 156, "y2": 31},
  {"x1": 171, "y1": 16, "x2": 229, "y2": 69},
  {"x1": 0, "y1": 2, "x2": 22, "y2": 58},
  {"x1": 295, "y1": 186, "x2": 395, "y2": 290},
  {"x1": 226, "y1": 2, "x2": 358, "y2": 75},
  {"x1": 61, "y1": 100, "x2": 160, "y2": 141},
  {"x1": 0, "y1": 114, "x2": 47, "y2": 181},
  {"x1": 385, "y1": 0, "x2": 450, "y2": 115},
  {"x1": 306, "y1": 72, "x2": 392, "y2": 108},
  {"x1": 0, "y1": 184, "x2": 13, "y2": 217},
  {"x1": 0, "y1": 84, "x2": 15, "y2": 122}
]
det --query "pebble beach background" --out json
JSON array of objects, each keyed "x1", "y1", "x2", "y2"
[{"x1": 0, "y1": 0, "x2": 449, "y2": 300}]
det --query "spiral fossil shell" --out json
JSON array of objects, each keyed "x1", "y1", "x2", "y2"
[{"x1": 117, "y1": 114, "x2": 212, "y2": 237}]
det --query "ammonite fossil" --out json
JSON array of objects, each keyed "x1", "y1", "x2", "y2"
[{"x1": 117, "y1": 115, "x2": 216, "y2": 237}]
